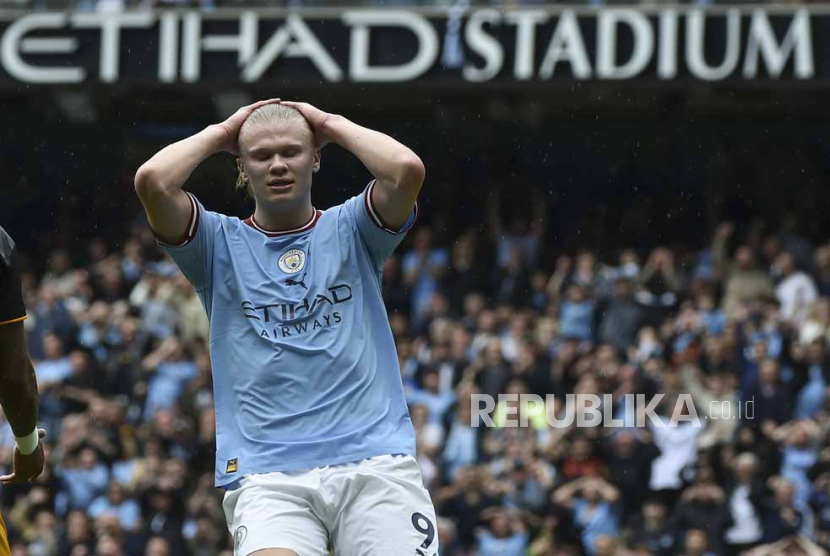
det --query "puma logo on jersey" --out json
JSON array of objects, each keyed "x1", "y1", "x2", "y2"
[{"x1": 286, "y1": 272, "x2": 308, "y2": 290}]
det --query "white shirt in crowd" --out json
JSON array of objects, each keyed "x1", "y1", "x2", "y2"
[
  {"x1": 648, "y1": 421, "x2": 704, "y2": 490},
  {"x1": 725, "y1": 484, "x2": 763, "y2": 544},
  {"x1": 777, "y1": 271, "x2": 818, "y2": 325}
]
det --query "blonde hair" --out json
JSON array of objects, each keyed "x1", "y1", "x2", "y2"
[{"x1": 235, "y1": 103, "x2": 311, "y2": 196}]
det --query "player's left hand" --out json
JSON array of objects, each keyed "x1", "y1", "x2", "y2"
[
  {"x1": 279, "y1": 101, "x2": 334, "y2": 148},
  {"x1": 0, "y1": 428, "x2": 47, "y2": 485}
]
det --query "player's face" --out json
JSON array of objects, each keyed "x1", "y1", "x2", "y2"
[{"x1": 239, "y1": 118, "x2": 320, "y2": 209}]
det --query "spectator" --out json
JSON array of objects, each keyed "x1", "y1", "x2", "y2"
[
  {"x1": 605, "y1": 431, "x2": 660, "y2": 521},
  {"x1": 680, "y1": 365, "x2": 738, "y2": 449},
  {"x1": 437, "y1": 467, "x2": 501, "y2": 550},
  {"x1": 553, "y1": 476, "x2": 621, "y2": 556},
  {"x1": 130, "y1": 265, "x2": 179, "y2": 339},
  {"x1": 487, "y1": 188, "x2": 545, "y2": 271},
  {"x1": 774, "y1": 251, "x2": 819, "y2": 326},
  {"x1": 627, "y1": 499, "x2": 674, "y2": 556},
  {"x1": 36, "y1": 332, "x2": 73, "y2": 386},
  {"x1": 140, "y1": 337, "x2": 197, "y2": 421},
  {"x1": 679, "y1": 529, "x2": 718, "y2": 556},
  {"x1": 724, "y1": 452, "x2": 766, "y2": 555},
  {"x1": 668, "y1": 462, "x2": 731, "y2": 555},
  {"x1": 475, "y1": 507, "x2": 529, "y2": 556},
  {"x1": 403, "y1": 227, "x2": 449, "y2": 320},
  {"x1": 88, "y1": 480, "x2": 142, "y2": 532},
  {"x1": 748, "y1": 359, "x2": 793, "y2": 429},
  {"x1": 597, "y1": 276, "x2": 643, "y2": 352},
  {"x1": 441, "y1": 387, "x2": 481, "y2": 482},
  {"x1": 406, "y1": 367, "x2": 457, "y2": 426},
  {"x1": 809, "y1": 469, "x2": 830, "y2": 550},
  {"x1": 144, "y1": 536, "x2": 172, "y2": 556},
  {"x1": 382, "y1": 254, "x2": 410, "y2": 318},
  {"x1": 441, "y1": 231, "x2": 485, "y2": 315},
  {"x1": 559, "y1": 284, "x2": 594, "y2": 343},
  {"x1": 57, "y1": 510, "x2": 96, "y2": 556},
  {"x1": 55, "y1": 446, "x2": 110, "y2": 513},
  {"x1": 712, "y1": 223, "x2": 775, "y2": 320},
  {"x1": 793, "y1": 339, "x2": 829, "y2": 420},
  {"x1": 763, "y1": 477, "x2": 804, "y2": 544},
  {"x1": 647, "y1": 397, "x2": 704, "y2": 506}
]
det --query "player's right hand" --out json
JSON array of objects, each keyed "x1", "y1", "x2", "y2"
[
  {"x1": 216, "y1": 98, "x2": 282, "y2": 155},
  {"x1": 0, "y1": 428, "x2": 47, "y2": 485}
]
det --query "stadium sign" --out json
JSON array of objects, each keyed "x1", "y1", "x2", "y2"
[{"x1": 0, "y1": 7, "x2": 820, "y2": 85}]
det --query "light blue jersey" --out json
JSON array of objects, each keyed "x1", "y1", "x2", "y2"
[{"x1": 159, "y1": 181, "x2": 419, "y2": 488}]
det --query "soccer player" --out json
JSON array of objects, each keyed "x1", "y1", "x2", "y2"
[
  {"x1": 134, "y1": 99, "x2": 439, "y2": 555},
  {"x1": 0, "y1": 226, "x2": 46, "y2": 556}
]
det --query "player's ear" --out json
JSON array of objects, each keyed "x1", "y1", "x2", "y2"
[{"x1": 312, "y1": 149, "x2": 321, "y2": 174}]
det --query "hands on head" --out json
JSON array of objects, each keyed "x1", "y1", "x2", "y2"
[
  {"x1": 216, "y1": 98, "x2": 281, "y2": 155},
  {"x1": 278, "y1": 101, "x2": 333, "y2": 149},
  {"x1": 216, "y1": 98, "x2": 334, "y2": 155}
]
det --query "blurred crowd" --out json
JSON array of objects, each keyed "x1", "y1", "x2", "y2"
[{"x1": 3, "y1": 186, "x2": 830, "y2": 556}]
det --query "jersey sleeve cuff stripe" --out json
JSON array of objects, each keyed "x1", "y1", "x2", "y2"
[
  {"x1": 0, "y1": 315, "x2": 26, "y2": 327},
  {"x1": 364, "y1": 180, "x2": 419, "y2": 236},
  {"x1": 155, "y1": 192, "x2": 200, "y2": 248}
]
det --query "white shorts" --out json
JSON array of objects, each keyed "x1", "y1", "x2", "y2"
[{"x1": 222, "y1": 454, "x2": 440, "y2": 556}]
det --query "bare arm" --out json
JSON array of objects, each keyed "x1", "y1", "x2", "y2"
[
  {"x1": 282, "y1": 102, "x2": 425, "y2": 231},
  {"x1": 594, "y1": 478, "x2": 621, "y2": 503},
  {"x1": 57, "y1": 385, "x2": 99, "y2": 407},
  {"x1": 141, "y1": 338, "x2": 176, "y2": 373},
  {"x1": 326, "y1": 116, "x2": 424, "y2": 229},
  {"x1": 0, "y1": 321, "x2": 46, "y2": 485},
  {"x1": 680, "y1": 365, "x2": 713, "y2": 406},
  {"x1": 0, "y1": 230, "x2": 46, "y2": 483},
  {"x1": 767, "y1": 421, "x2": 796, "y2": 444},
  {"x1": 134, "y1": 127, "x2": 225, "y2": 244},
  {"x1": 0, "y1": 322, "x2": 37, "y2": 437},
  {"x1": 552, "y1": 477, "x2": 589, "y2": 508},
  {"x1": 546, "y1": 256, "x2": 572, "y2": 299},
  {"x1": 134, "y1": 98, "x2": 281, "y2": 244}
]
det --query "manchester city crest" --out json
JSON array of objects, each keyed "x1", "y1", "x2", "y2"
[{"x1": 278, "y1": 248, "x2": 306, "y2": 274}]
